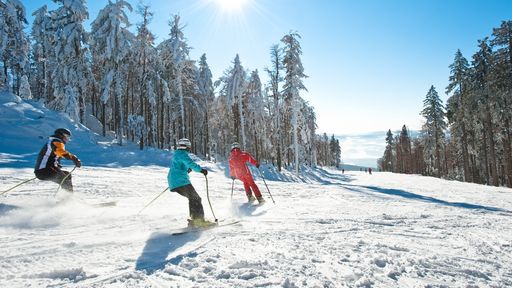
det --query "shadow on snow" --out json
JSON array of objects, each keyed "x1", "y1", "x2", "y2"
[
  {"x1": 135, "y1": 231, "x2": 201, "y2": 274},
  {"x1": 0, "y1": 203, "x2": 19, "y2": 215},
  {"x1": 343, "y1": 183, "x2": 512, "y2": 214}
]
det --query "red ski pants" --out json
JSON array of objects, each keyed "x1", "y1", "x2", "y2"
[{"x1": 242, "y1": 178, "x2": 262, "y2": 198}]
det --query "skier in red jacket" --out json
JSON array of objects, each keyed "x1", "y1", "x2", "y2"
[{"x1": 228, "y1": 142, "x2": 265, "y2": 204}]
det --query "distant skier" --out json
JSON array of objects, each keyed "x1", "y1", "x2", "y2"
[
  {"x1": 368, "y1": 167, "x2": 372, "y2": 175},
  {"x1": 228, "y1": 142, "x2": 265, "y2": 204},
  {"x1": 168, "y1": 138, "x2": 214, "y2": 228},
  {"x1": 34, "y1": 128, "x2": 81, "y2": 192}
]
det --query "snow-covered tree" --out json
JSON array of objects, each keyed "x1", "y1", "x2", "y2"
[
  {"x1": 472, "y1": 38, "x2": 498, "y2": 186},
  {"x1": 420, "y1": 85, "x2": 447, "y2": 177},
  {"x1": 244, "y1": 69, "x2": 267, "y2": 160},
  {"x1": 49, "y1": 0, "x2": 93, "y2": 122},
  {"x1": 31, "y1": 5, "x2": 53, "y2": 100},
  {"x1": 265, "y1": 44, "x2": 284, "y2": 171},
  {"x1": 158, "y1": 14, "x2": 191, "y2": 140},
  {"x1": 19, "y1": 74, "x2": 32, "y2": 99},
  {"x1": 0, "y1": 1, "x2": 6, "y2": 90},
  {"x1": 398, "y1": 125, "x2": 412, "y2": 173},
  {"x1": 490, "y1": 20, "x2": 512, "y2": 187},
  {"x1": 281, "y1": 32, "x2": 307, "y2": 174},
  {"x1": 90, "y1": 0, "x2": 133, "y2": 143},
  {"x1": 0, "y1": 0, "x2": 30, "y2": 94},
  {"x1": 379, "y1": 129, "x2": 395, "y2": 171},
  {"x1": 198, "y1": 54, "x2": 215, "y2": 159},
  {"x1": 127, "y1": 114, "x2": 146, "y2": 142},
  {"x1": 329, "y1": 135, "x2": 341, "y2": 167},
  {"x1": 446, "y1": 49, "x2": 471, "y2": 182},
  {"x1": 131, "y1": 3, "x2": 158, "y2": 149},
  {"x1": 222, "y1": 54, "x2": 248, "y2": 148}
]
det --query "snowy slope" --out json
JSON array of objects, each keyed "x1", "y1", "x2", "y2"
[
  {"x1": 1, "y1": 167, "x2": 511, "y2": 287},
  {"x1": 1, "y1": 91, "x2": 512, "y2": 287},
  {"x1": 0, "y1": 90, "x2": 172, "y2": 168}
]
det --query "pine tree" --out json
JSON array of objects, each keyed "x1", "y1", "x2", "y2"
[
  {"x1": 420, "y1": 85, "x2": 447, "y2": 177},
  {"x1": 50, "y1": 0, "x2": 93, "y2": 122},
  {"x1": 281, "y1": 32, "x2": 308, "y2": 174},
  {"x1": 301, "y1": 102, "x2": 317, "y2": 166},
  {"x1": 0, "y1": 0, "x2": 30, "y2": 94},
  {"x1": 398, "y1": 125, "x2": 412, "y2": 173},
  {"x1": 90, "y1": 0, "x2": 133, "y2": 143},
  {"x1": 490, "y1": 20, "x2": 512, "y2": 187},
  {"x1": 446, "y1": 49, "x2": 471, "y2": 182},
  {"x1": 31, "y1": 5, "x2": 52, "y2": 100},
  {"x1": 329, "y1": 135, "x2": 341, "y2": 167},
  {"x1": 19, "y1": 74, "x2": 32, "y2": 99},
  {"x1": 472, "y1": 38, "x2": 498, "y2": 186},
  {"x1": 380, "y1": 129, "x2": 395, "y2": 172},
  {"x1": 224, "y1": 54, "x2": 247, "y2": 148},
  {"x1": 265, "y1": 44, "x2": 284, "y2": 171},
  {"x1": 244, "y1": 69, "x2": 266, "y2": 160},
  {"x1": 131, "y1": 3, "x2": 157, "y2": 149},
  {"x1": 198, "y1": 54, "x2": 215, "y2": 159}
]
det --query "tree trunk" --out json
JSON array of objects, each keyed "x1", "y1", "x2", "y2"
[
  {"x1": 102, "y1": 102, "x2": 106, "y2": 137},
  {"x1": 460, "y1": 122, "x2": 471, "y2": 182},
  {"x1": 485, "y1": 107, "x2": 499, "y2": 186},
  {"x1": 482, "y1": 127, "x2": 490, "y2": 185}
]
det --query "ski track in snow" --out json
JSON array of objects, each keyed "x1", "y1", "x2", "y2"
[{"x1": 1, "y1": 166, "x2": 512, "y2": 287}]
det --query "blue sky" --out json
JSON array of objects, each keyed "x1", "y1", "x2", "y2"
[
  {"x1": 22, "y1": 0, "x2": 511, "y2": 166},
  {"x1": 24, "y1": 0, "x2": 511, "y2": 135}
]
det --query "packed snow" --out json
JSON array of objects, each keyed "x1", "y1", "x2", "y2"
[{"x1": 1, "y1": 91, "x2": 512, "y2": 287}]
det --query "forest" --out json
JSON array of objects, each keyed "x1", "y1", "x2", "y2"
[
  {"x1": 0, "y1": 0, "x2": 341, "y2": 172},
  {"x1": 379, "y1": 20, "x2": 512, "y2": 188}
]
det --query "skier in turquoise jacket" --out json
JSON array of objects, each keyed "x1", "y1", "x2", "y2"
[{"x1": 167, "y1": 138, "x2": 214, "y2": 228}]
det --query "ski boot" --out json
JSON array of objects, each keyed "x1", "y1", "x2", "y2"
[
  {"x1": 247, "y1": 194, "x2": 256, "y2": 203},
  {"x1": 188, "y1": 218, "x2": 216, "y2": 229},
  {"x1": 256, "y1": 196, "x2": 265, "y2": 204}
]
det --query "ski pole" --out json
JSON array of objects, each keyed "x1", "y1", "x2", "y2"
[
  {"x1": 54, "y1": 166, "x2": 77, "y2": 197},
  {"x1": 230, "y1": 178, "x2": 235, "y2": 201},
  {"x1": 205, "y1": 175, "x2": 218, "y2": 222},
  {"x1": 137, "y1": 187, "x2": 169, "y2": 215},
  {"x1": 1, "y1": 177, "x2": 37, "y2": 196},
  {"x1": 258, "y1": 168, "x2": 275, "y2": 204}
]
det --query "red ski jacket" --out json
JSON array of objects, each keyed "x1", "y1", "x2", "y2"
[{"x1": 228, "y1": 148, "x2": 258, "y2": 182}]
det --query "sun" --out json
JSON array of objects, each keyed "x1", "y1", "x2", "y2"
[{"x1": 215, "y1": 0, "x2": 249, "y2": 12}]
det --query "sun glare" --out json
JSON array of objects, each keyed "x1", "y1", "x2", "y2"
[{"x1": 216, "y1": 0, "x2": 248, "y2": 12}]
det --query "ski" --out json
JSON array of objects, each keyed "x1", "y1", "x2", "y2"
[
  {"x1": 90, "y1": 201, "x2": 117, "y2": 207},
  {"x1": 170, "y1": 219, "x2": 241, "y2": 236}
]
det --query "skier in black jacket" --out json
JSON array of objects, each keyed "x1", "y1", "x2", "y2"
[{"x1": 34, "y1": 128, "x2": 81, "y2": 192}]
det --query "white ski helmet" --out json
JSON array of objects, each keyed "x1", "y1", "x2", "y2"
[
  {"x1": 231, "y1": 142, "x2": 240, "y2": 150},
  {"x1": 177, "y1": 138, "x2": 191, "y2": 149}
]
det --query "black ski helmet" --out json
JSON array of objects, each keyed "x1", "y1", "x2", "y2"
[{"x1": 54, "y1": 128, "x2": 71, "y2": 138}]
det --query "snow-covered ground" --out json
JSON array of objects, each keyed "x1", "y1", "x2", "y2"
[
  {"x1": 1, "y1": 166, "x2": 512, "y2": 287},
  {"x1": 1, "y1": 91, "x2": 512, "y2": 287}
]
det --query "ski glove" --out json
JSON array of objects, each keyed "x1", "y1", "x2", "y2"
[
  {"x1": 71, "y1": 155, "x2": 82, "y2": 168},
  {"x1": 231, "y1": 176, "x2": 236, "y2": 180},
  {"x1": 187, "y1": 168, "x2": 192, "y2": 173},
  {"x1": 200, "y1": 168, "x2": 208, "y2": 176},
  {"x1": 256, "y1": 163, "x2": 260, "y2": 168}
]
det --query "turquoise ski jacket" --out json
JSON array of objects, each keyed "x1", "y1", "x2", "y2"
[{"x1": 167, "y1": 149, "x2": 202, "y2": 190}]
